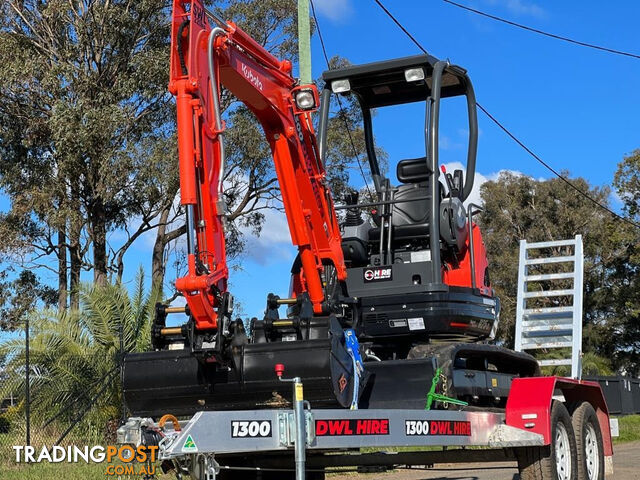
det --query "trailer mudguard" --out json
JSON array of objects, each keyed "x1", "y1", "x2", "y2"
[{"x1": 505, "y1": 376, "x2": 613, "y2": 459}]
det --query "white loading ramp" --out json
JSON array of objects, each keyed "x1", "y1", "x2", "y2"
[{"x1": 514, "y1": 235, "x2": 584, "y2": 379}]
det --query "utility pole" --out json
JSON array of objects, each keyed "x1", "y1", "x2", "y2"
[
  {"x1": 298, "y1": 0, "x2": 312, "y2": 84},
  {"x1": 120, "y1": 322, "x2": 126, "y2": 425}
]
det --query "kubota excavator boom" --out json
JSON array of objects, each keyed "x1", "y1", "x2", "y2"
[
  {"x1": 169, "y1": 0, "x2": 346, "y2": 338},
  {"x1": 125, "y1": 0, "x2": 363, "y2": 416}
]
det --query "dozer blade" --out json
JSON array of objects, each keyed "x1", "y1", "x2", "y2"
[
  {"x1": 358, "y1": 344, "x2": 539, "y2": 410},
  {"x1": 358, "y1": 358, "x2": 438, "y2": 409}
]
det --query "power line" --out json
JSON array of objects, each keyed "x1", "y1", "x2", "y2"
[
  {"x1": 370, "y1": 0, "x2": 640, "y2": 229},
  {"x1": 475, "y1": 103, "x2": 640, "y2": 229},
  {"x1": 309, "y1": 0, "x2": 374, "y2": 198},
  {"x1": 442, "y1": 0, "x2": 640, "y2": 60},
  {"x1": 372, "y1": 0, "x2": 428, "y2": 55}
]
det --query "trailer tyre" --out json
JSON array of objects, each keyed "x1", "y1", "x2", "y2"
[
  {"x1": 571, "y1": 402, "x2": 604, "y2": 480},
  {"x1": 517, "y1": 401, "x2": 578, "y2": 480}
]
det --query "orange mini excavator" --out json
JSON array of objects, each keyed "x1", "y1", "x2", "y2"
[{"x1": 123, "y1": 0, "x2": 538, "y2": 416}]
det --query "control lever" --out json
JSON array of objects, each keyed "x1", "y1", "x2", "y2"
[
  {"x1": 453, "y1": 169, "x2": 464, "y2": 200},
  {"x1": 440, "y1": 165, "x2": 458, "y2": 246},
  {"x1": 440, "y1": 165, "x2": 455, "y2": 197}
]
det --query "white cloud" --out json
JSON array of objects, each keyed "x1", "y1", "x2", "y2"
[
  {"x1": 483, "y1": 0, "x2": 546, "y2": 19},
  {"x1": 312, "y1": 0, "x2": 353, "y2": 23},
  {"x1": 239, "y1": 208, "x2": 295, "y2": 265},
  {"x1": 457, "y1": 127, "x2": 483, "y2": 138}
]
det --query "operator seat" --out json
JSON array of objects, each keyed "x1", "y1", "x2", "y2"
[{"x1": 369, "y1": 157, "x2": 435, "y2": 245}]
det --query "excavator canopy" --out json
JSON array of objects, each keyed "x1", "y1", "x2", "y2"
[{"x1": 322, "y1": 54, "x2": 470, "y2": 108}]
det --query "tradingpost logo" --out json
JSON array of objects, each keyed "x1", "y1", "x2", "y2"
[{"x1": 12, "y1": 444, "x2": 159, "y2": 476}]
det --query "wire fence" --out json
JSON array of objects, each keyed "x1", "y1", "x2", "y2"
[{"x1": 0, "y1": 326, "x2": 124, "y2": 465}]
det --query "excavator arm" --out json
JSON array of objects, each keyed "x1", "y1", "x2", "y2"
[{"x1": 169, "y1": 0, "x2": 346, "y2": 332}]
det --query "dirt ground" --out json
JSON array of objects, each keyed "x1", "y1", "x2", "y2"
[{"x1": 328, "y1": 441, "x2": 640, "y2": 480}]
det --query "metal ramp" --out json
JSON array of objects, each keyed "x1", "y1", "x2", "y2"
[{"x1": 514, "y1": 235, "x2": 584, "y2": 379}]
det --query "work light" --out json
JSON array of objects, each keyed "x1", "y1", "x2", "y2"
[
  {"x1": 294, "y1": 89, "x2": 316, "y2": 110},
  {"x1": 331, "y1": 79, "x2": 351, "y2": 93},
  {"x1": 404, "y1": 67, "x2": 425, "y2": 82}
]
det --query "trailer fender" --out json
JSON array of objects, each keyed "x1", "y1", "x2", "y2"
[{"x1": 505, "y1": 376, "x2": 613, "y2": 459}]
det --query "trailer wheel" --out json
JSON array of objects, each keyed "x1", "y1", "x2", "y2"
[
  {"x1": 517, "y1": 401, "x2": 578, "y2": 480},
  {"x1": 571, "y1": 402, "x2": 604, "y2": 480}
]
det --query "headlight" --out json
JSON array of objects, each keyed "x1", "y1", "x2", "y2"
[
  {"x1": 331, "y1": 79, "x2": 351, "y2": 93},
  {"x1": 295, "y1": 89, "x2": 316, "y2": 110},
  {"x1": 404, "y1": 67, "x2": 425, "y2": 82}
]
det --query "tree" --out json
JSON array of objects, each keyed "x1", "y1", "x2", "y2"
[
  {"x1": 0, "y1": 269, "x2": 57, "y2": 331},
  {"x1": 0, "y1": 0, "x2": 176, "y2": 308},
  {"x1": 479, "y1": 172, "x2": 640, "y2": 374},
  {"x1": 614, "y1": 149, "x2": 640, "y2": 219},
  {"x1": 612, "y1": 149, "x2": 640, "y2": 374}
]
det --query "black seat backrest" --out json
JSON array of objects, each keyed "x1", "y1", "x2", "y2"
[
  {"x1": 367, "y1": 157, "x2": 435, "y2": 246},
  {"x1": 392, "y1": 183, "x2": 430, "y2": 227},
  {"x1": 397, "y1": 157, "x2": 431, "y2": 184},
  {"x1": 394, "y1": 157, "x2": 432, "y2": 229}
]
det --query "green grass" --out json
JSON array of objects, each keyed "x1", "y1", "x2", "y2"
[
  {"x1": 614, "y1": 414, "x2": 640, "y2": 444},
  {"x1": 1, "y1": 463, "x2": 108, "y2": 480},
  {"x1": 0, "y1": 461, "x2": 175, "y2": 480}
]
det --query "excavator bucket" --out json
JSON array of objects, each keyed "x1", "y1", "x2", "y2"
[{"x1": 123, "y1": 318, "x2": 365, "y2": 416}]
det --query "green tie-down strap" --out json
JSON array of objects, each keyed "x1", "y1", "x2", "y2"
[{"x1": 425, "y1": 367, "x2": 469, "y2": 410}]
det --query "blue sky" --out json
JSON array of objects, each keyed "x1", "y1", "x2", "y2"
[{"x1": 2, "y1": 0, "x2": 639, "y2": 322}]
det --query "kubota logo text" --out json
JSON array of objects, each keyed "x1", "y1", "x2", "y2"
[{"x1": 241, "y1": 63, "x2": 263, "y2": 91}]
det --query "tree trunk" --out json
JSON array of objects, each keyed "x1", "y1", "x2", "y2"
[
  {"x1": 69, "y1": 220, "x2": 82, "y2": 310},
  {"x1": 151, "y1": 206, "x2": 171, "y2": 296},
  {"x1": 152, "y1": 205, "x2": 187, "y2": 297},
  {"x1": 57, "y1": 228, "x2": 67, "y2": 310},
  {"x1": 91, "y1": 197, "x2": 108, "y2": 286},
  {"x1": 69, "y1": 176, "x2": 82, "y2": 310}
]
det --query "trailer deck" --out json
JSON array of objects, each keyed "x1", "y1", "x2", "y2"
[
  {"x1": 143, "y1": 408, "x2": 542, "y2": 457},
  {"x1": 118, "y1": 376, "x2": 613, "y2": 479}
]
